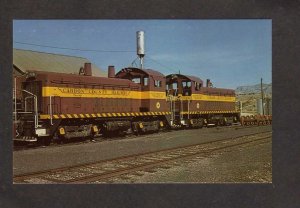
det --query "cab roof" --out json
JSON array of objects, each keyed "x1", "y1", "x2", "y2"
[
  {"x1": 166, "y1": 74, "x2": 203, "y2": 84},
  {"x1": 116, "y1": 67, "x2": 164, "y2": 78}
]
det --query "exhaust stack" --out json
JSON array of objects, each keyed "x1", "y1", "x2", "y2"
[
  {"x1": 79, "y1": 63, "x2": 92, "y2": 76},
  {"x1": 108, "y1": 65, "x2": 115, "y2": 78}
]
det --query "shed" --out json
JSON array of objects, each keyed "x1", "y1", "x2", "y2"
[{"x1": 13, "y1": 48, "x2": 106, "y2": 77}]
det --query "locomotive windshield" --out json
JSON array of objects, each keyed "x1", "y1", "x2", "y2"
[
  {"x1": 131, "y1": 77, "x2": 141, "y2": 84},
  {"x1": 182, "y1": 81, "x2": 191, "y2": 96}
]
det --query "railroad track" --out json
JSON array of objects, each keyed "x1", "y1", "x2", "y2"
[
  {"x1": 14, "y1": 131, "x2": 272, "y2": 184},
  {"x1": 13, "y1": 124, "x2": 265, "y2": 151}
]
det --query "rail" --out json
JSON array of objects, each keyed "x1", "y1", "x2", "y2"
[{"x1": 13, "y1": 131, "x2": 272, "y2": 183}]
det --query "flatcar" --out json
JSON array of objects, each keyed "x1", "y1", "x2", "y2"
[{"x1": 13, "y1": 64, "x2": 240, "y2": 145}]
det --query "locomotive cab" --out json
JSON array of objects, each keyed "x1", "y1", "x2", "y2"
[
  {"x1": 116, "y1": 67, "x2": 167, "y2": 112},
  {"x1": 116, "y1": 67, "x2": 148, "y2": 89},
  {"x1": 166, "y1": 74, "x2": 203, "y2": 97}
]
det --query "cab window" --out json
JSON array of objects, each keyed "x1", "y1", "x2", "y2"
[
  {"x1": 182, "y1": 81, "x2": 191, "y2": 96},
  {"x1": 195, "y1": 82, "x2": 201, "y2": 91},
  {"x1": 154, "y1": 80, "x2": 162, "y2": 87},
  {"x1": 172, "y1": 82, "x2": 177, "y2": 89},
  {"x1": 143, "y1": 77, "x2": 149, "y2": 86},
  {"x1": 182, "y1": 81, "x2": 191, "y2": 88},
  {"x1": 132, "y1": 77, "x2": 141, "y2": 84}
]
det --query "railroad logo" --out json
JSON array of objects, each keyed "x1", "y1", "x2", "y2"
[
  {"x1": 196, "y1": 103, "x2": 200, "y2": 109},
  {"x1": 156, "y1": 102, "x2": 161, "y2": 109}
]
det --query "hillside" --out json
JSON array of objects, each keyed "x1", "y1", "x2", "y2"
[
  {"x1": 236, "y1": 83, "x2": 272, "y2": 95},
  {"x1": 235, "y1": 83, "x2": 272, "y2": 115}
]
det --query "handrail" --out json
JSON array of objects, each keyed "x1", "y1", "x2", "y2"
[
  {"x1": 24, "y1": 96, "x2": 33, "y2": 112},
  {"x1": 180, "y1": 99, "x2": 183, "y2": 120},
  {"x1": 49, "y1": 95, "x2": 53, "y2": 125},
  {"x1": 14, "y1": 77, "x2": 17, "y2": 121},
  {"x1": 170, "y1": 96, "x2": 173, "y2": 122},
  {"x1": 22, "y1": 90, "x2": 38, "y2": 128},
  {"x1": 188, "y1": 100, "x2": 190, "y2": 119}
]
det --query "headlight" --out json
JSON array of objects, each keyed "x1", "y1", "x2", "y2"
[{"x1": 35, "y1": 128, "x2": 47, "y2": 136}]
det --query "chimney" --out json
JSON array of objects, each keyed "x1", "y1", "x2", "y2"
[
  {"x1": 108, "y1": 65, "x2": 115, "y2": 78},
  {"x1": 83, "y1": 63, "x2": 92, "y2": 76},
  {"x1": 206, "y1": 79, "x2": 211, "y2": 87}
]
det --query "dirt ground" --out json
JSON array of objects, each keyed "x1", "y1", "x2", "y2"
[
  {"x1": 105, "y1": 138, "x2": 272, "y2": 183},
  {"x1": 14, "y1": 126, "x2": 272, "y2": 184}
]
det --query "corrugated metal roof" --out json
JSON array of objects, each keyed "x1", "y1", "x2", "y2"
[{"x1": 13, "y1": 48, "x2": 107, "y2": 77}]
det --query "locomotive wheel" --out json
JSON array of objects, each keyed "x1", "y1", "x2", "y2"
[
  {"x1": 198, "y1": 118, "x2": 204, "y2": 128},
  {"x1": 218, "y1": 119, "x2": 224, "y2": 126},
  {"x1": 87, "y1": 132, "x2": 95, "y2": 141},
  {"x1": 53, "y1": 132, "x2": 65, "y2": 144},
  {"x1": 43, "y1": 136, "x2": 51, "y2": 146}
]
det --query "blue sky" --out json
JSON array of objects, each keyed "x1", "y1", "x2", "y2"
[{"x1": 13, "y1": 20, "x2": 271, "y2": 89}]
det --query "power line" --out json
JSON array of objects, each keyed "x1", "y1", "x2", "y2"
[
  {"x1": 146, "y1": 56, "x2": 178, "y2": 74},
  {"x1": 14, "y1": 41, "x2": 135, "y2": 53},
  {"x1": 14, "y1": 41, "x2": 181, "y2": 74}
]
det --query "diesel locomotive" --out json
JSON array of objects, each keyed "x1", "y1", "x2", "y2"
[{"x1": 13, "y1": 63, "x2": 240, "y2": 145}]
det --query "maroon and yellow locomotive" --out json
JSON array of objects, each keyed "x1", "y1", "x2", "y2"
[
  {"x1": 14, "y1": 64, "x2": 240, "y2": 145},
  {"x1": 166, "y1": 74, "x2": 238, "y2": 128},
  {"x1": 14, "y1": 65, "x2": 170, "y2": 144}
]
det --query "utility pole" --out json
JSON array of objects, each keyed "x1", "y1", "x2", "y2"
[{"x1": 261, "y1": 78, "x2": 264, "y2": 115}]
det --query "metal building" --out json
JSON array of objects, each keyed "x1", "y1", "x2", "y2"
[{"x1": 13, "y1": 48, "x2": 106, "y2": 77}]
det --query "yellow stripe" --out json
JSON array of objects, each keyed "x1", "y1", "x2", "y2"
[
  {"x1": 176, "y1": 94, "x2": 235, "y2": 102},
  {"x1": 40, "y1": 115, "x2": 50, "y2": 119},
  {"x1": 40, "y1": 111, "x2": 174, "y2": 120},
  {"x1": 42, "y1": 87, "x2": 166, "y2": 100}
]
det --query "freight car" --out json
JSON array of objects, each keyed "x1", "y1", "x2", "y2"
[{"x1": 13, "y1": 64, "x2": 240, "y2": 145}]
